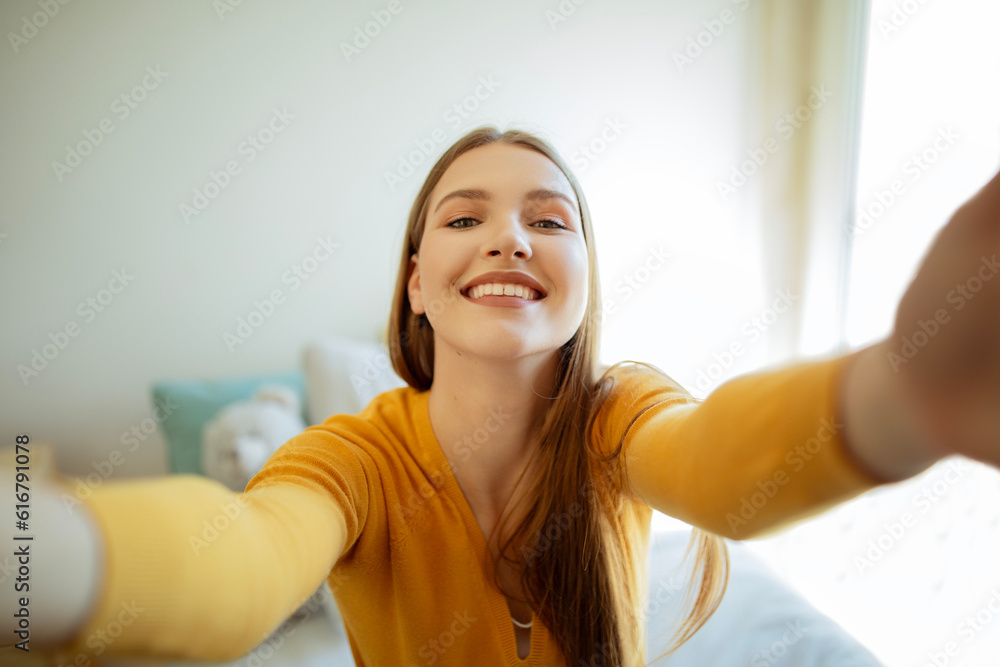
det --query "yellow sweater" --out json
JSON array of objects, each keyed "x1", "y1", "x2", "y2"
[{"x1": 43, "y1": 352, "x2": 886, "y2": 666}]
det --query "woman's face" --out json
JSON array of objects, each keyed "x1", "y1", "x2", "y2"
[{"x1": 408, "y1": 142, "x2": 590, "y2": 362}]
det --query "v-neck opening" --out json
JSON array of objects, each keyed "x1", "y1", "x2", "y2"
[{"x1": 414, "y1": 388, "x2": 545, "y2": 664}]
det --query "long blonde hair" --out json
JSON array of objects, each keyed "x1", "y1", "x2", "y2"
[{"x1": 386, "y1": 126, "x2": 728, "y2": 665}]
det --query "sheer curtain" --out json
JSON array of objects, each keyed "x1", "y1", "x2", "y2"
[{"x1": 744, "y1": 0, "x2": 869, "y2": 362}]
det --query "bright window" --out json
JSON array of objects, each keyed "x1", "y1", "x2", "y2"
[{"x1": 744, "y1": 1, "x2": 1000, "y2": 665}]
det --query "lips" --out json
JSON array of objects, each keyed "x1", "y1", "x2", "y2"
[{"x1": 460, "y1": 271, "x2": 547, "y2": 298}]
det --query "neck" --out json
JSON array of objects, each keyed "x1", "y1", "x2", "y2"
[{"x1": 426, "y1": 343, "x2": 561, "y2": 515}]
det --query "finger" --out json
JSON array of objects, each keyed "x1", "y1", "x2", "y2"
[{"x1": 952, "y1": 166, "x2": 1000, "y2": 234}]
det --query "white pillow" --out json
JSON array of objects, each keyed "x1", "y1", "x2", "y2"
[
  {"x1": 302, "y1": 334, "x2": 407, "y2": 426},
  {"x1": 645, "y1": 529, "x2": 883, "y2": 665}
]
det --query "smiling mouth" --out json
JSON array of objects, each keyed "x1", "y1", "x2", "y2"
[{"x1": 462, "y1": 284, "x2": 545, "y2": 300}]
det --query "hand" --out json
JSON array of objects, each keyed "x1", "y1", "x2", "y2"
[
  {"x1": 885, "y1": 167, "x2": 1000, "y2": 468},
  {"x1": 1, "y1": 447, "x2": 105, "y2": 650}
]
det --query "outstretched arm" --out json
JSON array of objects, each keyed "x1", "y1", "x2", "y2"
[
  {"x1": 608, "y1": 350, "x2": 893, "y2": 540},
  {"x1": 29, "y1": 476, "x2": 347, "y2": 663},
  {"x1": 1, "y1": 425, "x2": 369, "y2": 664},
  {"x1": 613, "y1": 166, "x2": 1000, "y2": 540}
]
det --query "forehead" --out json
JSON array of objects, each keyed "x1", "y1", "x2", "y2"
[{"x1": 430, "y1": 143, "x2": 578, "y2": 209}]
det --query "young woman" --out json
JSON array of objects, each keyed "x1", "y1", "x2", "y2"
[{"x1": 10, "y1": 126, "x2": 1000, "y2": 666}]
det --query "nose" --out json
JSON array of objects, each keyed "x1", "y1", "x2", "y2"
[{"x1": 484, "y1": 215, "x2": 532, "y2": 260}]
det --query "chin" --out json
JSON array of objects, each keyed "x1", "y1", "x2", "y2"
[{"x1": 466, "y1": 337, "x2": 567, "y2": 363}]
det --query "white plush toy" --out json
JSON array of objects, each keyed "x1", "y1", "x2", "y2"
[{"x1": 201, "y1": 384, "x2": 306, "y2": 493}]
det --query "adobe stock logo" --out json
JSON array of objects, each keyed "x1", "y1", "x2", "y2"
[
  {"x1": 750, "y1": 620, "x2": 808, "y2": 666},
  {"x1": 189, "y1": 496, "x2": 251, "y2": 555},
  {"x1": 692, "y1": 287, "x2": 797, "y2": 393},
  {"x1": 340, "y1": 0, "x2": 405, "y2": 62},
  {"x1": 716, "y1": 84, "x2": 833, "y2": 203},
  {"x1": 886, "y1": 254, "x2": 1000, "y2": 372},
  {"x1": 51, "y1": 66, "x2": 169, "y2": 182},
  {"x1": 180, "y1": 107, "x2": 295, "y2": 225},
  {"x1": 545, "y1": 0, "x2": 588, "y2": 30},
  {"x1": 213, "y1": 0, "x2": 247, "y2": 21},
  {"x1": 876, "y1": 0, "x2": 933, "y2": 40},
  {"x1": 60, "y1": 397, "x2": 180, "y2": 513},
  {"x1": 597, "y1": 245, "x2": 672, "y2": 321},
  {"x1": 223, "y1": 235, "x2": 339, "y2": 352},
  {"x1": 725, "y1": 416, "x2": 844, "y2": 535},
  {"x1": 17, "y1": 268, "x2": 136, "y2": 386},
  {"x1": 673, "y1": 0, "x2": 754, "y2": 73},
  {"x1": 7, "y1": 0, "x2": 74, "y2": 54},
  {"x1": 383, "y1": 75, "x2": 501, "y2": 192},
  {"x1": 852, "y1": 459, "x2": 970, "y2": 575},
  {"x1": 845, "y1": 127, "x2": 960, "y2": 240},
  {"x1": 569, "y1": 118, "x2": 627, "y2": 174}
]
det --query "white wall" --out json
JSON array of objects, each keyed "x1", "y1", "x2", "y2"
[{"x1": 0, "y1": 0, "x2": 748, "y2": 477}]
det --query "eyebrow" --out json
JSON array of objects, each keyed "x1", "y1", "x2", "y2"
[{"x1": 432, "y1": 188, "x2": 577, "y2": 214}]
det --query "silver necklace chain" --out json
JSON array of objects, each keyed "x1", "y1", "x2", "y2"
[{"x1": 511, "y1": 615, "x2": 533, "y2": 629}]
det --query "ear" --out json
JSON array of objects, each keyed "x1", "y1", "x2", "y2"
[{"x1": 407, "y1": 253, "x2": 425, "y2": 315}]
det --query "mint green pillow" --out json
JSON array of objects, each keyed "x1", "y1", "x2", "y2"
[{"x1": 152, "y1": 371, "x2": 305, "y2": 475}]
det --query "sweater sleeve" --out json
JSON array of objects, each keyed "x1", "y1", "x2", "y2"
[
  {"x1": 41, "y1": 425, "x2": 374, "y2": 664},
  {"x1": 595, "y1": 351, "x2": 890, "y2": 540}
]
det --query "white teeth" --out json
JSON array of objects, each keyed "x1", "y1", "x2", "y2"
[{"x1": 467, "y1": 283, "x2": 542, "y2": 300}]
